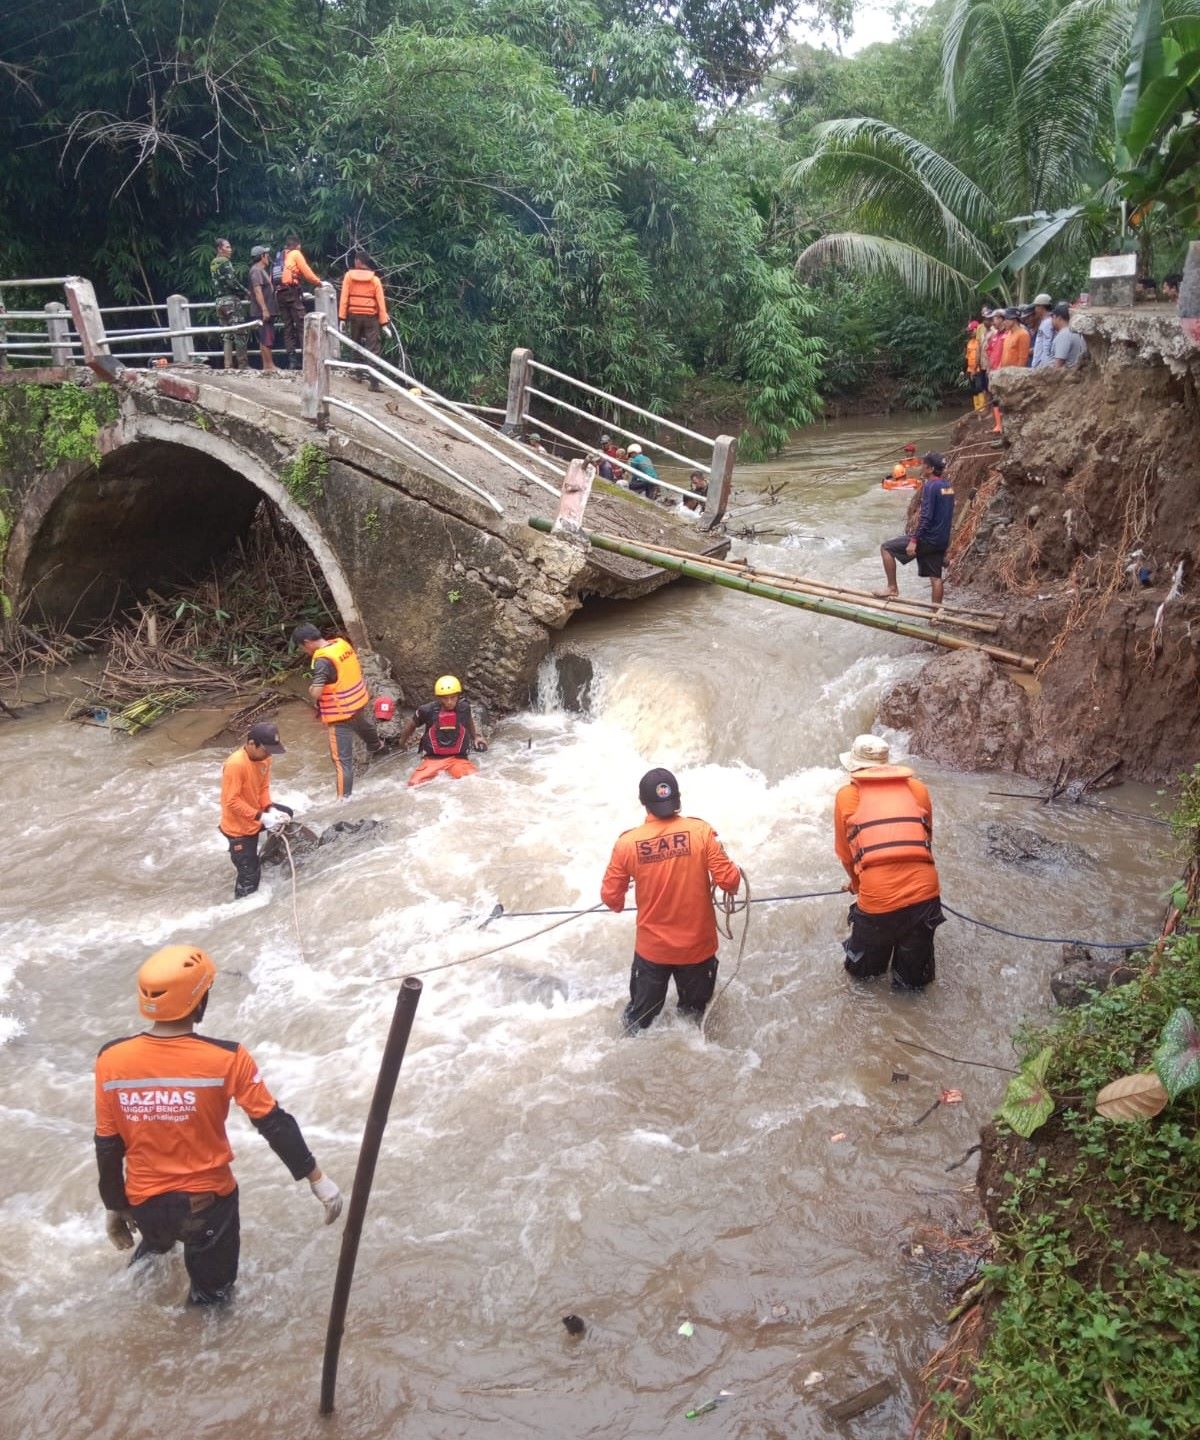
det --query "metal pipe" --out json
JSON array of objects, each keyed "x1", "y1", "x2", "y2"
[
  {"x1": 332, "y1": 335, "x2": 562, "y2": 493},
  {"x1": 319, "y1": 976, "x2": 423, "y2": 1417},
  {"x1": 525, "y1": 384, "x2": 709, "y2": 473},
  {"x1": 527, "y1": 358, "x2": 716, "y2": 450},
  {"x1": 107, "y1": 319, "x2": 259, "y2": 342},
  {"x1": 520, "y1": 411, "x2": 695, "y2": 502},
  {"x1": 528, "y1": 520, "x2": 1039, "y2": 671},
  {"x1": 0, "y1": 277, "x2": 71, "y2": 288},
  {"x1": 326, "y1": 392, "x2": 505, "y2": 515}
]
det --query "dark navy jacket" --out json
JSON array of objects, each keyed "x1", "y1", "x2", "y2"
[{"x1": 913, "y1": 475, "x2": 955, "y2": 550}]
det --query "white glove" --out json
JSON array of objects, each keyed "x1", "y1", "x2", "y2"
[
  {"x1": 260, "y1": 808, "x2": 286, "y2": 832},
  {"x1": 310, "y1": 1172, "x2": 343, "y2": 1225},
  {"x1": 105, "y1": 1210, "x2": 136, "y2": 1251}
]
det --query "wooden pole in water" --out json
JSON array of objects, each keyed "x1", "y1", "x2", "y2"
[
  {"x1": 319, "y1": 975, "x2": 423, "y2": 1417},
  {"x1": 528, "y1": 519, "x2": 1038, "y2": 672}
]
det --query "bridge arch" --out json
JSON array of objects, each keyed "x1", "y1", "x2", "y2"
[{"x1": 7, "y1": 410, "x2": 364, "y2": 644}]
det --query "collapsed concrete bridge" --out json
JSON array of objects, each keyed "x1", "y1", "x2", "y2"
[{"x1": 0, "y1": 277, "x2": 733, "y2": 709}]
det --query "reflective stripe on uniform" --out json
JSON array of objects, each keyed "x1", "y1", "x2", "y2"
[{"x1": 103, "y1": 1076, "x2": 226, "y2": 1091}]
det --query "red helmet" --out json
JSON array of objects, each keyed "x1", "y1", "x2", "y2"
[
  {"x1": 137, "y1": 945, "x2": 216, "y2": 1021},
  {"x1": 903, "y1": 443, "x2": 917, "y2": 453}
]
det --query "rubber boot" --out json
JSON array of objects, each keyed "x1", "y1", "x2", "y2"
[{"x1": 972, "y1": 392, "x2": 985, "y2": 413}]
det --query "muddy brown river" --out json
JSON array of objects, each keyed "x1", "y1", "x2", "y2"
[{"x1": 0, "y1": 415, "x2": 1170, "y2": 1438}]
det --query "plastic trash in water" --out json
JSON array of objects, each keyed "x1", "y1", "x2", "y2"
[
  {"x1": 677, "y1": 1320, "x2": 695, "y2": 1337},
  {"x1": 685, "y1": 1391, "x2": 733, "y2": 1419}
]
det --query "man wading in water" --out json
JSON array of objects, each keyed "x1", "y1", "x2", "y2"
[
  {"x1": 602, "y1": 768, "x2": 742, "y2": 1032},
  {"x1": 94, "y1": 945, "x2": 343, "y2": 1305},
  {"x1": 833, "y1": 735, "x2": 943, "y2": 989},
  {"x1": 396, "y1": 674, "x2": 487, "y2": 787}
]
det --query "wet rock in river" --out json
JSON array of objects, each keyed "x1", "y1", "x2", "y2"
[
  {"x1": 494, "y1": 965, "x2": 570, "y2": 1007},
  {"x1": 984, "y1": 822, "x2": 1097, "y2": 872},
  {"x1": 878, "y1": 649, "x2": 1031, "y2": 773},
  {"x1": 1050, "y1": 944, "x2": 1143, "y2": 1008}
]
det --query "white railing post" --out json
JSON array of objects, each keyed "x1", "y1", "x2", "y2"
[
  {"x1": 705, "y1": 435, "x2": 736, "y2": 526},
  {"x1": 167, "y1": 295, "x2": 194, "y2": 364},
  {"x1": 503, "y1": 347, "x2": 532, "y2": 435},
  {"x1": 302, "y1": 312, "x2": 330, "y2": 427},
  {"x1": 64, "y1": 275, "x2": 123, "y2": 380},
  {"x1": 0, "y1": 297, "x2": 6, "y2": 370},
  {"x1": 314, "y1": 281, "x2": 340, "y2": 362},
  {"x1": 552, "y1": 457, "x2": 595, "y2": 537},
  {"x1": 44, "y1": 301, "x2": 74, "y2": 368}
]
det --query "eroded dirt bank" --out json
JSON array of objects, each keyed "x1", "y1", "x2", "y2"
[{"x1": 881, "y1": 308, "x2": 1200, "y2": 784}]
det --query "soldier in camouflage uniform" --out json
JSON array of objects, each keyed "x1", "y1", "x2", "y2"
[{"x1": 210, "y1": 239, "x2": 248, "y2": 370}]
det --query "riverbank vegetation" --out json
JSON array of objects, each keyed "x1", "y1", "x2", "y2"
[
  {"x1": 922, "y1": 784, "x2": 1200, "y2": 1437},
  {"x1": 2, "y1": 1, "x2": 1199, "y2": 450}
]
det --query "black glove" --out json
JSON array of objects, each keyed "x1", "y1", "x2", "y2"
[{"x1": 272, "y1": 803, "x2": 295, "y2": 818}]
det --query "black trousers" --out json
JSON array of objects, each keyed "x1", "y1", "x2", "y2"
[
  {"x1": 327, "y1": 705, "x2": 383, "y2": 798},
  {"x1": 843, "y1": 898, "x2": 944, "y2": 989},
  {"x1": 224, "y1": 830, "x2": 261, "y2": 898},
  {"x1": 277, "y1": 286, "x2": 305, "y2": 358},
  {"x1": 130, "y1": 1187, "x2": 240, "y2": 1305},
  {"x1": 623, "y1": 952, "x2": 718, "y2": 1032}
]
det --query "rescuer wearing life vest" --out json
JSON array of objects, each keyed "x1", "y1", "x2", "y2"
[
  {"x1": 292, "y1": 622, "x2": 385, "y2": 798},
  {"x1": 338, "y1": 250, "x2": 389, "y2": 386},
  {"x1": 276, "y1": 233, "x2": 322, "y2": 370},
  {"x1": 833, "y1": 735, "x2": 943, "y2": 989},
  {"x1": 882, "y1": 443, "x2": 923, "y2": 491},
  {"x1": 218, "y1": 720, "x2": 294, "y2": 898},
  {"x1": 94, "y1": 945, "x2": 343, "y2": 1305},
  {"x1": 601, "y1": 768, "x2": 742, "y2": 1032},
  {"x1": 396, "y1": 674, "x2": 487, "y2": 787}
]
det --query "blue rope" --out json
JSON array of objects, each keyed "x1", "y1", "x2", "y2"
[
  {"x1": 938, "y1": 902, "x2": 1153, "y2": 952},
  {"x1": 490, "y1": 893, "x2": 1156, "y2": 951}
]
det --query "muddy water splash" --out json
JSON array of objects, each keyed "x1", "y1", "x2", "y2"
[{"x1": 0, "y1": 416, "x2": 1169, "y2": 1438}]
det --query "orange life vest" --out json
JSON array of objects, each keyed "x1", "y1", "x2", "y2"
[
  {"x1": 342, "y1": 269, "x2": 383, "y2": 316},
  {"x1": 882, "y1": 462, "x2": 920, "y2": 491},
  {"x1": 847, "y1": 766, "x2": 934, "y2": 869},
  {"x1": 313, "y1": 639, "x2": 369, "y2": 723},
  {"x1": 965, "y1": 337, "x2": 980, "y2": 374}
]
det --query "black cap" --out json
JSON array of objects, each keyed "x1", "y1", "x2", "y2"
[
  {"x1": 638, "y1": 767, "x2": 680, "y2": 817},
  {"x1": 248, "y1": 721, "x2": 286, "y2": 754},
  {"x1": 291, "y1": 622, "x2": 322, "y2": 648},
  {"x1": 1003, "y1": 307, "x2": 1020, "y2": 320},
  {"x1": 1052, "y1": 301, "x2": 1071, "y2": 319},
  {"x1": 921, "y1": 451, "x2": 945, "y2": 472}
]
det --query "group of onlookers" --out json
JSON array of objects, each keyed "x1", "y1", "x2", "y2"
[
  {"x1": 965, "y1": 295, "x2": 1086, "y2": 436},
  {"x1": 210, "y1": 238, "x2": 389, "y2": 377}
]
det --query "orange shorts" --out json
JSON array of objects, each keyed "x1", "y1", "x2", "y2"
[{"x1": 408, "y1": 756, "x2": 478, "y2": 788}]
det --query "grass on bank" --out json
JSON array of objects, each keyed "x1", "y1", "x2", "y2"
[{"x1": 939, "y1": 777, "x2": 1200, "y2": 1439}]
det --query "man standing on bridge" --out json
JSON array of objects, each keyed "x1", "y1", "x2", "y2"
[
  {"x1": 210, "y1": 239, "x2": 248, "y2": 371},
  {"x1": 292, "y1": 623, "x2": 385, "y2": 798},
  {"x1": 876, "y1": 451, "x2": 955, "y2": 607},
  {"x1": 95, "y1": 944, "x2": 343, "y2": 1305},
  {"x1": 248, "y1": 245, "x2": 280, "y2": 375},
  {"x1": 277, "y1": 235, "x2": 322, "y2": 371},
  {"x1": 602, "y1": 768, "x2": 742, "y2": 1033},
  {"x1": 338, "y1": 251, "x2": 389, "y2": 386},
  {"x1": 833, "y1": 734, "x2": 943, "y2": 989}
]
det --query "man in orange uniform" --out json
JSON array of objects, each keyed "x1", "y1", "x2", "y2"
[
  {"x1": 338, "y1": 251, "x2": 389, "y2": 383},
  {"x1": 602, "y1": 767, "x2": 742, "y2": 1032},
  {"x1": 292, "y1": 622, "x2": 385, "y2": 798},
  {"x1": 396, "y1": 673, "x2": 487, "y2": 787},
  {"x1": 218, "y1": 720, "x2": 292, "y2": 898},
  {"x1": 833, "y1": 735, "x2": 943, "y2": 989},
  {"x1": 95, "y1": 944, "x2": 343, "y2": 1305},
  {"x1": 277, "y1": 233, "x2": 322, "y2": 370}
]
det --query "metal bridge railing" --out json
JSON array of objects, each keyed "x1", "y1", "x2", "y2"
[{"x1": 0, "y1": 273, "x2": 734, "y2": 529}]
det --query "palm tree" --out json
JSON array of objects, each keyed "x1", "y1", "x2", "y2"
[{"x1": 790, "y1": 0, "x2": 1199, "y2": 302}]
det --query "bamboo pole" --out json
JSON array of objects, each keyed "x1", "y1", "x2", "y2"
[
  {"x1": 643, "y1": 540, "x2": 1002, "y2": 621},
  {"x1": 638, "y1": 544, "x2": 998, "y2": 633},
  {"x1": 529, "y1": 519, "x2": 1038, "y2": 672}
]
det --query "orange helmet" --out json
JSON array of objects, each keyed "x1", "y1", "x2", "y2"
[{"x1": 137, "y1": 945, "x2": 217, "y2": 1021}]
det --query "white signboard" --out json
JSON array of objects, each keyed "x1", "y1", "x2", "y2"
[{"x1": 1089, "y1": 254, "x2": 1137, "y2": 279}]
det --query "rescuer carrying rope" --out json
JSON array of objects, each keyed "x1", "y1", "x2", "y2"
[
  {"x1": 396, "y1": 674, "x2": 487, "y2": 787},
  {"x1": 218, "y1": 720, "x2": 293, "y2": 898},
  {"x1": 292, "y1": 622, "x2": 386, "y2": 799},
  {"x1": 94, "y1": 945, "x2": 342, "y2": 1306},
  {"x1": 833, "y1": 734, "x2": 944, "y2": 989},
  {"x1": 601, "y1": 767, "x2": 742, "y2": 1032}
]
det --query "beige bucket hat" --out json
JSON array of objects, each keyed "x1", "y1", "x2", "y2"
[{"x1": 840, "y1": 734, "x2": 890, "y2": 772}]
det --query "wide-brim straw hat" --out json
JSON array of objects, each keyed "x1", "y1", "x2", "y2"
[{"x1": 840, "y1": 734, "x2": 891, "y2": 771}]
